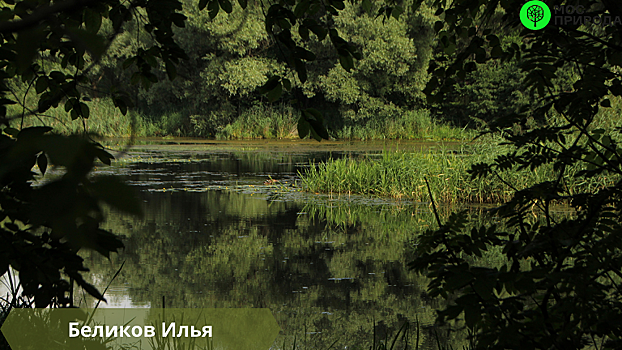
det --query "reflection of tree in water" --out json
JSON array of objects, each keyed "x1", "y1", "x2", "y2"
[{"x1": 88, "y1": 191, "x2": 475, "y2": 348}]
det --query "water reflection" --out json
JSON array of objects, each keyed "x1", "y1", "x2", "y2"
[{"x1": 83, "y1": 141, "x2": 467, "y2": 349}]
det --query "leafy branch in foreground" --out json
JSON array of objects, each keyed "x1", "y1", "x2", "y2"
[
  {"x1": 0, "y1": 126, "x2": 141, "y2": 308},
  {"x1": 411, "y1": 0, "x2": 622, "y2": 349}
]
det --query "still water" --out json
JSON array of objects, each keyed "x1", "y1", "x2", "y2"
[{"x1": 82, "y1": 139, "x2": 464, "y2": 349}]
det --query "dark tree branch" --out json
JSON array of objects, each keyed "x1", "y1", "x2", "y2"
[{"x1": 0, "y1": 0, "x2": 96, "y2": 34}]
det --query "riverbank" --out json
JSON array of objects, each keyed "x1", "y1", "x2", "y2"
[{"x1": 9, "y1": 97, "x2": 472, "y2": 141}]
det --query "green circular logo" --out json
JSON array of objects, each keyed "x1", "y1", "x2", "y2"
[{"x1": 520, "y1": 1, "x2": 551, "y2": 30}]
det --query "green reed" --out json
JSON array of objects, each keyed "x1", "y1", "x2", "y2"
[{"x1": 299, "y1": 143, "x2": 614, "y2": 204}]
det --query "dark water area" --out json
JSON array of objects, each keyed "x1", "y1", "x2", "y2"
[{"x1": 81, "y1": 139, "x2": 468, "y2": 349}]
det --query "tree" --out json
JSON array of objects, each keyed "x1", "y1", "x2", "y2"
[
  {"x1": 0, "y1": 0, "x2": 370, "y2": 309},
  {"x1": 411, "y1": 0, "x2": 622, "y2": 348}
]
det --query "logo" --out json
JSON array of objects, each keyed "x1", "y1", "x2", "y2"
[{"x1": 520, "y1": 1, "x2": 551, "y2": 30}]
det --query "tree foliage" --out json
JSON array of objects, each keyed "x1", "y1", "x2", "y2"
[
  {"x1": 3, "y1": 0, "x2": 445, "y2": 139},
  {"x1": 0, "y1": 0, "x2": 376, "y2": 308},
  {"x1": 411, "y1": 0, "x2": 622, "y2": 348},
  {"x1": 0, "y1": 127, "x2": 139, "y2": 307}
]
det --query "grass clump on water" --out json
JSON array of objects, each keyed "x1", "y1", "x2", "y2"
[{"x1": 299, "y1": 142, "x2": 613, "y2": 204}]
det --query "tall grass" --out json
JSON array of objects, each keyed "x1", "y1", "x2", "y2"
[
  {"x1": 215, "y1": 104, "x2": 299, "y2": 139},
  {"x1": 7, "y1": 81, "x2": 472, "y2": 141},
  {"x1": 9, "y1": 85, "x2": 471, "y2": 140},
  {"x1": 7, "y1": 97, "x2": 160, "y2": 137},
  {"x1": 299, "y1": 142, "x2": 614, "y2": 203},
  {"x1": 333, "y1": 110, "x2": 474, "y2": 141}
]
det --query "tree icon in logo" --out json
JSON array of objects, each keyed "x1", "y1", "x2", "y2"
[
  {"x1": 526, "y1": 4, "x2": 544, "y2": 28},
  {"x1": 520, "y1": 1, "x2": 551, "y2": 30}
]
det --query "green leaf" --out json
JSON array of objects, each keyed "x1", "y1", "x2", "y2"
[
  {"x1": 303, "y1": 109, "x2": 329, "y2": 140},
  {"x1": 0, "y1": 98, "x2": 17, "y2": 105},
  {"x1": 35, "y1": 76, "x2": 48, "y2": 93},
  {"x1": 84, "y1": 8, "x2": 102, "y2": 33},
  {"x1": 208, "y1": 0, "x2": 220, "y2": 19},
  {"x1": 123, "y1": 57, "x2": 136, "y2": 69},
  {"x1": 218, "y1": 0, "x2": 233, "y2": 13},
  {"x1": 308, "y1": 120, "x2": 329, "y2": 140},
  {"x1": 472, "y1": 278, "x2": 495, "y2": 300},
  {"x1": 258, "y1": 76, "x2": 280, "y2": 94},
  {"x1": 86, "y1": 229, "x2": 125, "y2": 258},
  {"x1": 71, "y1": 273, "x2": 106, "y2": 301},
  {"x1": 331, "y1": 0, "x2": 345, "y2": 10},
  {"x1": 295, "y1": 47, "x2": 316, "y2": 61},
  {"x1": 0, "y1": 253, "x2": 7, "y2": 277},
  {"x1": 66, "y1": 28, "x2": 106, "y2": 60},
  {"x1": 309, "y1": 126, "x2": 322, "y2": 141},
  {"x1": 17, "y1": 126, "x2": 52, "y2": 139},
  {"x1": 362, "y1": 0, "x2": 372, "y2": 13},
  {"x1": 65, "y1": 98, "x2": 77, "y2": 112},
  {"x1": 297, "y1": 117, "x2": 310, "y2": 138},
  {"x1": 88, "y1": 176, "x2": 143, "y2": 216},
  {"x1": 305, "y1": 20, "x2": 327, "y2": 40},
  {"x1": 391, "y1": 6, "x2": 403, "y2": 19},
  {"x1": 445, "y1": 272, "x2": 473, "y2": 290},
  {"x1": 294, "y1": 0, "x2": 310, "y2": 17},
  {"x1": 171, "y1": 13, "x2": 187, "y2": 28},
  {"x1": 282, "y1": 78, "x2": 292, "y2": 90},
  {"x1": 295, "y1": 59, "x2": 307, "y2": 83},
  {"x1": 351, "y1": 48, "x2": 362, "y2": 60},
  {"x1": 165, "y1": 61, "x2": 177, "y2": 80},
  {"x1": 464, "y1": 304, "x2": 481, "y2": 329},
  {"x1": 3, "y1": 127, "x2": 18, "y2": 137},
  {"x1": 37, "y1": 153, "x2": 47, "y2": 175},
  {"x1": 339, "y1": 53, "x2": 354, "y2": 72},
  {"x1": 79, "y1": 102, "x2": 90, "y2": 119},
  {"x1": 491, "y1": 45, "x2": 503, "y2": 58},
  {"x1": 266, "y1": 82, "x2": 283, "y2": 103},
  {"x1": 299, "y1": 25, "x2": 310, "y2": 41},
  {"x1": 303, "y1": 108, "x2": 323, "y2": 120},
  {"x1": 434, "y1": 21, "x2": 444, "y2": 32},
  {"x1": 94, "y1": 147, "x2": 114, "y2": 165},
  {"x1": 486, "y1": 34, "x2": 500, "y2": 46},
  {"x1": 14, "y1": 27, "x2": 46, "y2": 73},
  {"x1": 115, "y1": 98, "x2": 128, "y2": 116}
]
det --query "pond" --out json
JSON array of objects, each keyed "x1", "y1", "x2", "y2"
[{"x1": 81, "y1": 138, "x2": 469, "y2": 349}]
